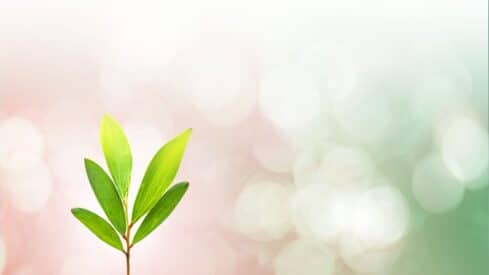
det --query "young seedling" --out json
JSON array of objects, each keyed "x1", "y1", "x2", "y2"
[{"x1": 71, "y1": 114, "x2": 191, "y2": 275}]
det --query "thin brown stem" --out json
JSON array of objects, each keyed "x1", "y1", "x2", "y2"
[
  {"x1": 123, "y1": 200, "x2": 132, "y2": 275},
  {"x1": 124, "y1": 223, "x2": 133, "y2": 275},
  {"x1": 125, "y1": 250, "x2": 130, "y2": 275}
]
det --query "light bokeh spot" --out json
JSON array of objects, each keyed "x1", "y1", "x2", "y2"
[
  {"x1": 3, "y1": 161, "x2": 53, "y2": 213},
  {"x1": 438, "y1": 116, "x2": 488, "y2": 185},
  {"x1": 412, "y1": 154, "x2": 465, "y2": 214},
  {"x1": 0, "y1": 117, "x2": 44, "y2": 169},
  {"x1": 290, "y1": 183, "x2": 358, "y2": 243},
  {"x1": 274, "y1": 239, "x2": 335, "y2": 275},
  {"x1": 235, "y1": 180, "x2": 293, "y2": 241},
  {"x1": 349, "y1": 185, "x2": 409, "y2": 248}
]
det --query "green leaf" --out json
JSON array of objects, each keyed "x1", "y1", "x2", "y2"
[
  {"x1": 85, "y1": 158, "x2": 126, "y2": 235},
  {"x1": 132, "y1": 182, "x2": 189, "y2": 244},
  {"x1": 100, "y1": 114, "x2": 132, "y2": 200},
  {"x1": 132, "y1": 129, "x2": 192, "y2": 223},
  {"x1": 71, "y1": 208, "x2": 124, "y2": 251}
]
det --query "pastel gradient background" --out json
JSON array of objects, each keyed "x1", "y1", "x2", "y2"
[{"x1": 0, "y1": 1, "x2": 487, "y2": 275}]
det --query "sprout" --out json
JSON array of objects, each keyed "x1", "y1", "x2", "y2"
[{"x1": 71, "y1": 114, "x2": 191, "y2": 275}]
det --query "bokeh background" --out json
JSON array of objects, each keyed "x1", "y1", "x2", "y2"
[{"x1": 0, "y1": 1, "x2": 487, "y2": 274}]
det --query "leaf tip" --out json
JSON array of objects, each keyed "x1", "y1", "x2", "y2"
[
  {"x1": 103, "y1": 112, "x2": 124, "y2": 125},
  {"x1": 179, "y1": 128, "x2": 192, "y2": 139},
  {"x1": 70, "y1": 208, "x2": 80, "y2": 215},
  {"x1": 179, "y1": 181, "x2": 190, "y2": 190},
  {"x1": 100, "y1": 113, "x2": 122, "y2": 135},
  {"x1": 178, "y1": 128, "x2": 192, "y2": 145},
  {"x1": 83, "y1": 158, "x2": 98, "y2": 173},
  {"x1": 83, "y1": 157, "x2": 92, "y2": 166},
  {"x1": 101, "y1": 112, "x2": 115, "y2": 123}
]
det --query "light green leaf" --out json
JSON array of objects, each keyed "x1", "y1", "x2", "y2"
[
  {"x1": 100, "y1": 114, "x2": 132, "y2": 200},
  {"x1": 71, "y1": 208, "x2": 124, "y2": 251},
  {"x1": 132, "y1": 129, "x2": 192, "y2": 223},
  {"x1": 132, "y1": 182, "x2": 189, "y2": 244},
  {"x1": 85, "y1": 158, "x2": 126, "y2": 235}
]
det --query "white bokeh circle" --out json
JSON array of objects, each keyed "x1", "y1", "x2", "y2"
[
  {"x1": 3, "y1": 161, "x2": 53, "y2": 213},
  {"x1": 235, "y1": 180, "x2": 293, "y2": 241},
  {"x1": 274, "y1": 239, "x2": 335, "y2": 275},
  {"x1": 349, "y1": 185, "x2": 409, "y2": 248},
  {"x1": 0, "y1": 117, "x2": 44, "y2": 170},
  {"x1": 412, "y1": 154, "x2": 464, "y2": 214},
  {"x1": 290, "y1": 183, "x2": 359, "y2": 243},
  {"x1": 437, "y1": 116, "x2": 488, "y2": 185}
]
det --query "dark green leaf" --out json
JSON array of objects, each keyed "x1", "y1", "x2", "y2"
[
  {"x1": 131, "y1": 129, "x2": 191, "y2": 223},
  {"x1": 71, "y1": 208, "x2": 124, "y2": 251},
  {"x1": 85, "y1": 158, "x2": 126, "y2": 235},
  {"x1": 132, "y1": 182, "x2": 189, "y2": 244},
  {"x1": 100, "y1": 114, "x2": 132, "y2": 200}
]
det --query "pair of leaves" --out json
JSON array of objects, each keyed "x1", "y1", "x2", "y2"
[
  {"x1": 71, "y1": 114, "x2": 191, "y2": 251},
  {"x1": 132, "y1": 128, "x2": 191, "y2": 223},
  {"x1": 71, "y1": 182, "x2": 188, "y2": 251}
]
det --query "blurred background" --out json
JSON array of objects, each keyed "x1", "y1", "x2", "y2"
[{"x1": 0, "y1": 1, "x2": 487, "y2": 274}]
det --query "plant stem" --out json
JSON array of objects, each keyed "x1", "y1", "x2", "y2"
[
  {"x1": 125, "y1": 248, "x2": 130, "y2": 275},
  {"x1": 124, "y1": 223, "x2": 133, "y2": 275}
]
